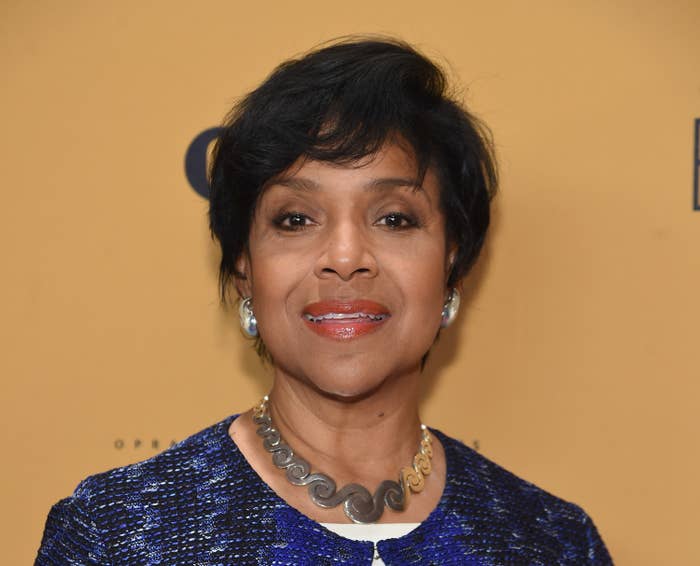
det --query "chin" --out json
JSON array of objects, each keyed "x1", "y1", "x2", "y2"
[
  {"x1": 304, "y1": 356, "x2": 417, "y2": 403},
  {"x1": 315, "y1": 376, "x2": 385, "y2": 402},
  {"x1": 315, "y1": 382, "x2": 385, "y2": 403}
]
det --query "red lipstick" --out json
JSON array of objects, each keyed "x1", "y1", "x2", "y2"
[{"x1": 302, "y1": 300, "x2": 391, "y2": 340}]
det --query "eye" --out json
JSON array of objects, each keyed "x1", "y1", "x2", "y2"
[
  {"x1": 377, "y1": 212, "x2": 419, "y2": 230},
  {"x1": 273, "y1": 211, "x2": 314, "y2": 231}
]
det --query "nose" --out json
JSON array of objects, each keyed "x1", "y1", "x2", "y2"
[{"x1": 314, "y1": 220, "x2": 378, "y2": 281}]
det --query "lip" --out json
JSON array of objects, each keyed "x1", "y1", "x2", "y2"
[{"x1": 302, "y1": 300, "x2": 391, "y2": 341}]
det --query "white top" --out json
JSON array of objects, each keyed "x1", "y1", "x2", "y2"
[{"x1": 321, "y1": 523, "x2": 420, "y2": 565}]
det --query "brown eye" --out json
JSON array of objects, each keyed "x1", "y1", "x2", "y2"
[
  {"x1": 286, "y1": 213, "x2": 308, "y2": 227},
  {"x1": 377, "y1": 212, "x2": 418, "y2": 229},
  {"x1": 273, "y1": 212, "x2": 313, "y2": 231}
]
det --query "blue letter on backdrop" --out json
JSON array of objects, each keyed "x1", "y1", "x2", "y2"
[
  {"x1": 695, "y1": 119, "x2": 700, "y2": 211},
  {"x1": 184, "y1": 127, "x2": 222, "y2": 199}
]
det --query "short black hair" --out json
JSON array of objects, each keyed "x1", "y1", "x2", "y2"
[{"x1": 209, "y1": 36, "x2": 497, "y2": 302}]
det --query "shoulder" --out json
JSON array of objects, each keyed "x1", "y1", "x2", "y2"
[
  {"x1": 36, "y1": 414, "x2": 253, "y2": 565},
  {"x1": 438, "y1": 430, "x2": 582, "y2": 520},
  {"x1": 76, "y1": 413, "x2": 241, "y2": 498},
  {"x1": 434, "y1": 430, "x2": 612, "y2": 565}
]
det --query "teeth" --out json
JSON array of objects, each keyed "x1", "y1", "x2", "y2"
[{"x1": 304, "y1": 312, "x2": 387, "y2": 323}]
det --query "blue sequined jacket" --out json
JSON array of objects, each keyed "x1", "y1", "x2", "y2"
[{"x1": 36, "y1": 414, "x2": 613, "y2": 565}]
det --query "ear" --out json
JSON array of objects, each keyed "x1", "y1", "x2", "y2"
[{"x1": 234, "y1": 252, "x2": 253, "y2": 299}]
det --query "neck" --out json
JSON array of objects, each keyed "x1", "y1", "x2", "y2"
[{"x1": 266, "y1": 367, "x2": 423, "y2": 487}]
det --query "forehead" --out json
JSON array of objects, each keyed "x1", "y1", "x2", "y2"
[{"x1": 264, "y1": 142, "x2": 440, "y2": 203}]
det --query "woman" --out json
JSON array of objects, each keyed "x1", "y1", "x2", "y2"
[{"x1": 36, "y1": 38, "x2": 612, "y2": 565}]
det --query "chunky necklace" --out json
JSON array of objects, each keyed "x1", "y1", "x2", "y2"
[{"x1": 252, "y1": 396, "x2": 433, "y2": 524}]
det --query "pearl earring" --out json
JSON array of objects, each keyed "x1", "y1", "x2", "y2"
[
  {"x1": 440, "y1": 288, "x2": 461, "y2": 328},
  {"x1": 239, "y1": 297, "x2": 258, "y2": 337}
]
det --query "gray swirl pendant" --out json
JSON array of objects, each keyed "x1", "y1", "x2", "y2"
[{"x1": 252, "y1": 396, "x2": 433, "y2": 524}]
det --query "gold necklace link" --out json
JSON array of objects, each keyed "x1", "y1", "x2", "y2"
[{"x1": 400, "y1": 425, "x2": 433, "y2": 501}]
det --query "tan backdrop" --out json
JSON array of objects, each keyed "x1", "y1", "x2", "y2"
[{"x1": 3, "y1": 1, "x2": 699, "y2": 564}]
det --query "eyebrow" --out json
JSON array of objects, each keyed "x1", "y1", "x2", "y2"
[
  {"x1": 269, "y1": 177, "x2": 320, "y2": 191},
  {"x1": 365, "y1": 177, "x2": 424, "y2": 193},
  {"x1": 269, "y1": 176, "x2": 427, "y2": 195}
]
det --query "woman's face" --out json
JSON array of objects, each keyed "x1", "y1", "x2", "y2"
[{"x1": 236, "y1": 142, "x2": 455, "y2": 398}]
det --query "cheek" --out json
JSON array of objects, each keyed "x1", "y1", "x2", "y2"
[
  {"x1": 247, "y1": 244, "x2": 310, "y2": 332},
  {"x1": 404, "y1": 268, "x2": 446, "y2": 325},
  {"x1": 382, "y1": 243, "x2": 448, "y2": 324}
]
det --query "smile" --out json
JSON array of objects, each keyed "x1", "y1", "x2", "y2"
[
  {"x1": 302, "y1": 300, "x2": 391, "y2": 340},
  {"x1": 303, "y1": 312, "x2": 388, "y2": 323}
]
